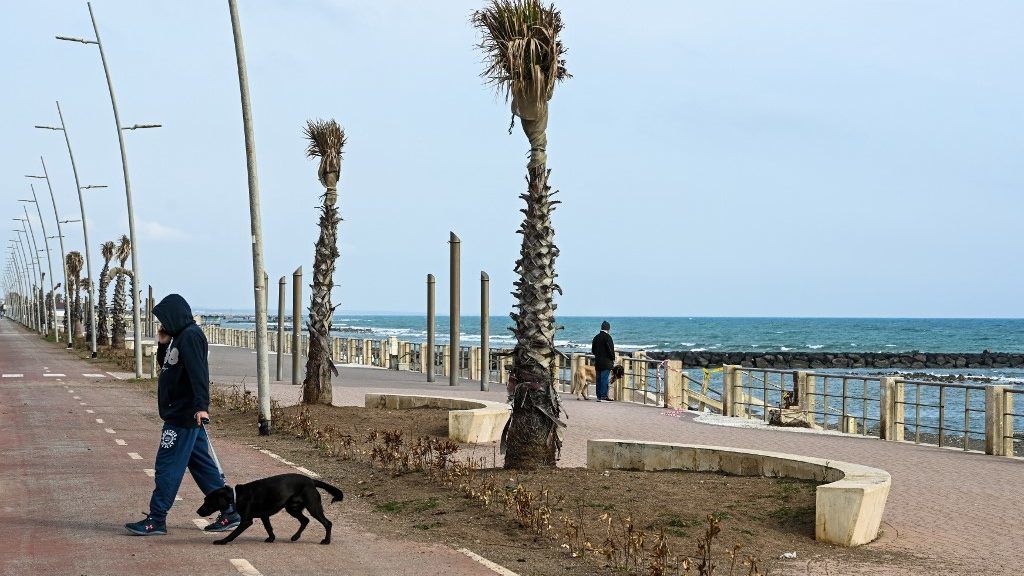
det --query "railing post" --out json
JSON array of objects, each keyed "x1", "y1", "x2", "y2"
[
  {"x1": 986, "y1": 385, "x2": 1010, "y2": 456},
  {"x1": 722, "y1": 365, "x2": 735, "y2": 417},
  {"x1": 469, "y1": 346, "x2": 480, "y2": 381},
  {"x1": 665, "y1": 359, "x2": 684, "y2": 409},
  {"x1": 441, "y1": 344, "x2": 450, "y2": 377},
  {"x1": 799, "y1": 372, "x2": 816, "y2": 427},
  {"x1": 880, "y1": 377, "x2": 898, "y2": 440}
]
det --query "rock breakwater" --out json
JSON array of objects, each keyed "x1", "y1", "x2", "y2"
[{"x1": 646, "y1": 350, "x2": 1024, "y2": 369}]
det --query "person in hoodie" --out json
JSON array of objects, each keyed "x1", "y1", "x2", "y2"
[{"x1": 124, "y1": 294, "x2": 241, "y2": 536}]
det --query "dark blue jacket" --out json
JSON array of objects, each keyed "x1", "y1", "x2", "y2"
[{"x1": 153, "y1": 294, "x2": 209, "y2": 427}]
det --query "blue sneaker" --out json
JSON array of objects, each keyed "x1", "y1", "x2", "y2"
[
  {"x1": 125, "y1": 514, "x2": 167, "y2": 536},
  {"x1": 203, "y1": 511, "x2": 241, "y2": 532}
]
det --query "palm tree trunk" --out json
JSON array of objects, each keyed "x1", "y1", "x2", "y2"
[
  {"x1": 111, "y1": 275, "x2": 126, "y2": 348},
  {"x1": 301, "y1": 175, "x2": 340, "y2": 405},
  {"x1": 98, "y1": 263, "x2": 111, "y2": 346},
  {"x1": 73, "y1": 276, "x2": 83, "y2": 338},
  {"x1": 504, "y1": 109, "x2": 564, "y2": 469}
]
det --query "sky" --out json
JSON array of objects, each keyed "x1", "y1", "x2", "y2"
[{"x1": 1, "y1": 1, "x2": 1022, "y2": 318}]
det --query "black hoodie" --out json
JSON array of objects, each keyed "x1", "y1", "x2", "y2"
[{"x1": 153, "y1": 294, "x2": 209, "y2": 427}]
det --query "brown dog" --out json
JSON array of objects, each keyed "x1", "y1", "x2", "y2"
[{"x1": 572, "y1": 364, "x2": 624, "y2": 400}]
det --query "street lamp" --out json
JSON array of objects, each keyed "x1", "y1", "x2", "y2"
[
  {"x1": 27, "y1": 158, "x2": 73, "y2": 348},
  {"x1": 19, "y1": 190, "x2": 57, "y2": 338},
  {"x1": 227, "y1": 0, "x2": 271, "y2": 434},
  {"x1": 19, "y1": 207, "x2": 47, "y2": 334},
  {"x1": 8, "y1": 245, "x2": 28, "y2": 326},
  {"x1": 11, "y1": 234, "x2": 35, "y2": 331},
  {"x1": 57, "y1": 3, "x2": 160, "y2": 376},
  {"x1": 14, "y1": 224, "x2": 41, "y2": 332}
]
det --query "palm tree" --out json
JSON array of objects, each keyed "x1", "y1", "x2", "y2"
[
  {"x1": 97, "y1": 241, "x2": 116, "y2": 346},
  {"x1": 65, "y1": 251, "x2": 84, "y2": 338},
  {"x1": 473, "y1": 0, "x2": 570, "y2": 469},
  {"x1": 109, "y1": 235, "x2": 132, "y2": 348},
  {"x1": 81, "y1": 277, "x2": 93, "y2": 342},
  {"x1": 300, "y1": 119, "x2": 346, "y2": 405}
]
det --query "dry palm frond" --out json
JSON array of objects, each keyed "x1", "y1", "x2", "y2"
[
  {"x1": 100, "y1": 240, "x2": 116, "y2": 263},
  {"x1": 115, "y1": 235, "x2": 131, "y2": 266},
  {"x1": 303, "y1": 119, "x2": 347, "y2": 188},
  {"x1": 66, "y1": 251, "x2": 83, "y2": 276},
  {"x1": 472, "y1": 0, "x2": 570, "y2": 108}
]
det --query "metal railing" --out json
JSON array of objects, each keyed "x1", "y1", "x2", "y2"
[
  {"x1": 806, "y1": 372, "x2": 882, "y2": 436},
  {"x1": 896, "y1": 379, "x2": 987, "y2": 451}
]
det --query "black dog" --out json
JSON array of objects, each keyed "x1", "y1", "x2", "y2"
[{"x1": 197, "y1": 473, "x2": 344, "y2": 545}]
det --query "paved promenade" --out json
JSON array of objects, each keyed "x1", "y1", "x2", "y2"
[
  {"x1": 0, "y1": 320, "x2": 495, "y2": 576},
  {"x1": 209, "y1": 344, "x2": 1024, "y2": 575},
  {"x1": 2, "y1": 325, "x2": 1020, "y2": 575}
]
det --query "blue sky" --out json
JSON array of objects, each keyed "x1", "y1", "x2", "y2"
[{"x1": 2, "y1": 1, "x2": 1022, "y2": 317}]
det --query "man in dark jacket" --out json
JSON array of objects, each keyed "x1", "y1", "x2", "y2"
[
  {"x1": 125, "y1": 294, "x2": 240, "y2": 535},
  {"x1": 591, "y1": 321, "x2": 615, "y2": 402}
]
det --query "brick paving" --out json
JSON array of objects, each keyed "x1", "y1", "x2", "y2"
[{"x1": 209, "y1": 346, "x2": 1024, "y2": 575}]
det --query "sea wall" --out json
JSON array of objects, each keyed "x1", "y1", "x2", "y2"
[{"x1": 646, "y1": 350, "x2": 1024, "y2": 369}]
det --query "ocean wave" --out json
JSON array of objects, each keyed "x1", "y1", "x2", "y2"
[
  {"x1": 807, "y1": 344, "x2": 824, "y2": 350},
  {"x1": 781, "y1": 347, "x2": 792, "y2": 352},
  {"x1": 680, "y1": 342, "x2": 696, "y2": 347}
]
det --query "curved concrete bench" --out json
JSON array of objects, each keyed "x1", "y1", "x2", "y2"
[
  {"x1": 587, "y1": 440, "x2": 891, "y2": 547},
  {"x1": 364, "y1": 393, "x2": 510, "y2": 444}
]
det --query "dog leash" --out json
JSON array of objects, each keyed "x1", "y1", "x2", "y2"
[{"x1": 199, "y1": 416, "x2": 225, "y2": 479}]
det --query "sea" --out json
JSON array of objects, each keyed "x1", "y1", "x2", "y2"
[{"x1": 210, "y1": 315, "x2": 1024, "y2": 355}]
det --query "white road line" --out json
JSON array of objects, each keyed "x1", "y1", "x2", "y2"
[
  {"x1": 44, "y1": 373, "x2": 65, "y2": 377},
  {"x1": 79, "y1": 402, "x2": 87, "y2": 406},
  {"x1": 104, "y1": 428, "x2": 116, "y2": 434},
  {"x1": 67, "y1": 390, "x2": 74, "y2": 393},
  {"x1": 144, "y1": 469, "x2": 155, "y2": 477},
  {"x1": 115, "y1": 439, "x2": 127, "y2": 446},
  {"x1": 82, "y1": 373, "x2": 106, "y2": 378},
  {"x1": 192, "y1": 519, "x2": 210, "y2": 530},
  {"x1": 128, "y1": 452, "x2": 143, "y2": 460},
  {"x1": 85, "y1": 409, "x2": 95, "y2": 414},
  {"x1": 229, "y1": 559, "x2": 264, "y2": 576},
  {"x1": 280, "y1": 460, "x2": 296, "y2": 466},
  {"x1": 106, "y1": 372, "x2": 123, "y2": 380},
  {"x1": 293, "y1": 466, "x2": 319, "y2": 477},
  {"x1": 259, "y1": 449, "x2": 283, "y2": 460},
  {"x1": 1, "y1": 374, "x2": 23, "y2": 378},
  {"x1": 95, "y1": 418, "x2": 104, "y2": 424},
  {"x1": 457, "y1": 549, "x2": 521, "y2": 576},
  {"x1": 73, "y1": 396, "x2": 80, "y2": 400}
]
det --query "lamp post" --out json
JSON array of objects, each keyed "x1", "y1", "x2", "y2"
[
  {"x1": 227, "y1": 0, "x2": 271, "y2": 434},
  {"x1": 14, "y1": 226, "x2": 41, "y2": 332},
  {"x1": 12, "y1": 234, "x2": 35, "y2": 331},
  {"x1": 8, "y1": 245, "x2": 28, "y2": 326},
  {"x1": 20, "y1": 187, "x2": 57, "y2": 338},
  {"x1": 19, "y1": 208, "x2": 46, "y2": 334},
  {"x1": 57, "y1": 4, "x2": 160, "y2": 376},
  {"x1": 28, "y1": 159, "x2": 73, "y2": 348}
]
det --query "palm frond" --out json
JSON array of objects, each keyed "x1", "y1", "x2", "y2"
[
  {"x1": 303, "y1": 119, "x2": 347, "y2": 187},
  {"x1": 101, "y1": 240, "x2": 116, "y2": 262},
  {"x1": 66, "y1": 251, "x2": 84, "y2": 276},
  {"x1": 472, "y1": 0, "x2": 570, "y2": 107},
  {"x1": 116, "y1": 234, "x2": 131, "y2": 265}
]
